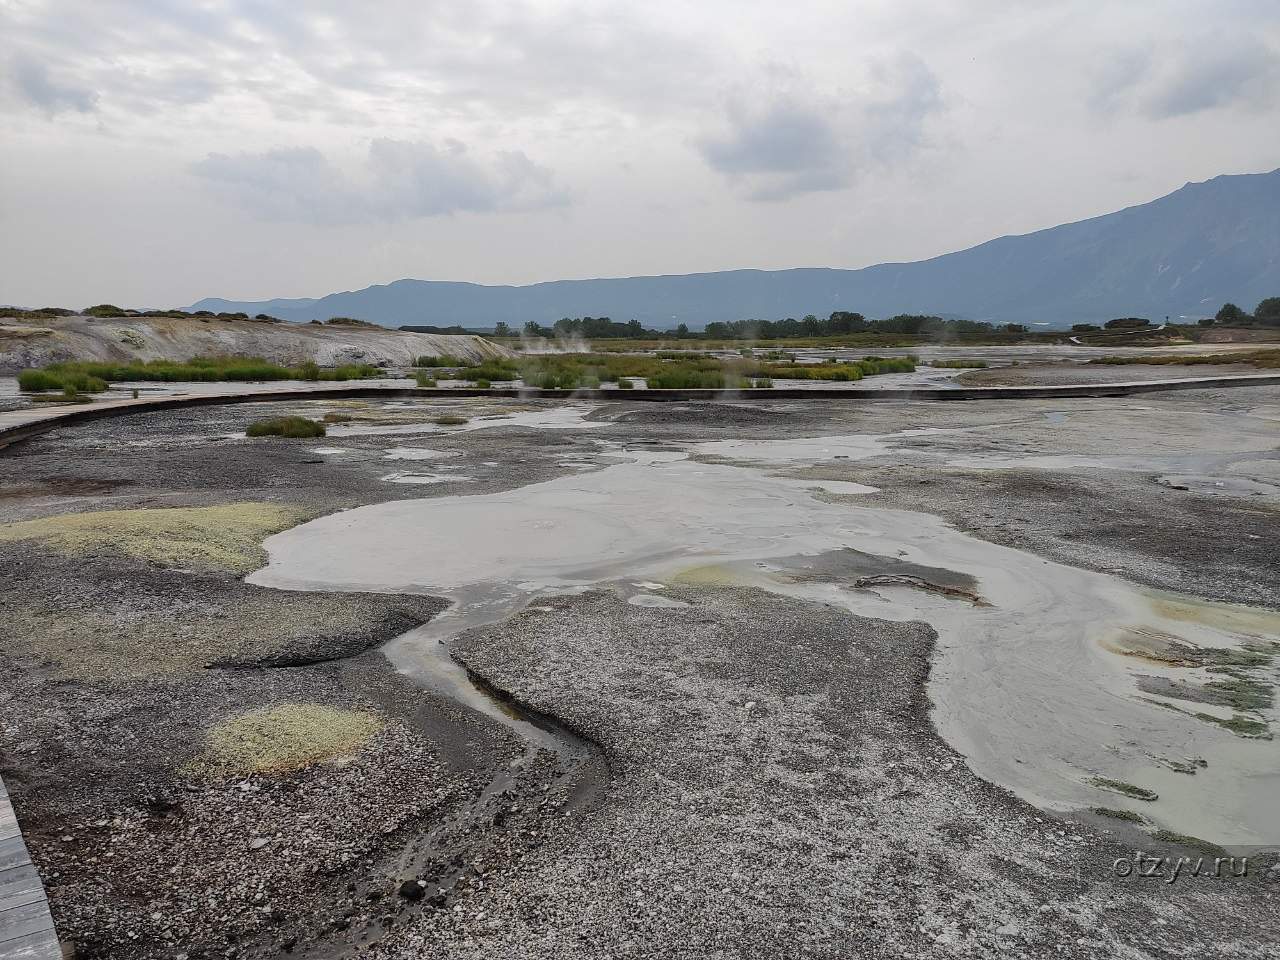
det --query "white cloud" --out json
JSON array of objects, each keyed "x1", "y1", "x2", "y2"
[
  {"x1": 191, "y1": 139, "x2": 569, "y2": 223},
  {"x1": 9, "y1": 56, "x2": 97, "y2": 115},
  {"x1": 697, "y1": 55, "x2": 943, "y2": 201}
]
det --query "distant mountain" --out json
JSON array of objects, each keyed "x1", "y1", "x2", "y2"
[{"x1": 192, "y1": 168, "x2": 1280, "y2": 328}]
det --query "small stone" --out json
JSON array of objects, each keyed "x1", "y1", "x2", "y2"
[
  {"x1": 248, "y1": 837, "x2": 270, "y2": 851},
  {"x1": 397, "y1": 880, "x2": 425, "y2": 901}
]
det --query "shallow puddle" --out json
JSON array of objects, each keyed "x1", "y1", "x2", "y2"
[{"x1": 250, "y1": 438, "x2": 1280, "y2": 849}]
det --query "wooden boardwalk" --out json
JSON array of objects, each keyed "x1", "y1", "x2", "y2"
[{"x1": 0, "y1": 777, "x2": 60, "y2": 959}]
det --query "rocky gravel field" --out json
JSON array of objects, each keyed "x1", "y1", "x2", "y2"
[{"x1": 1, "y1": 389, "x2": 1277, "y2": 959}]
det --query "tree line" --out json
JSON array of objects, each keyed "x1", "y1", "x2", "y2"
[
  {"x1": 1212, "y1": 298, "x2": 1280, "y2": 327},
  {"x1": 506, "y1": 312, "x2": 1030, "y2": 341}
]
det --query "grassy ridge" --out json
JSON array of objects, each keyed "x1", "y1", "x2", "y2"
[{"x1": 18, "y1": 356, "x2": 383, "y2": 392}]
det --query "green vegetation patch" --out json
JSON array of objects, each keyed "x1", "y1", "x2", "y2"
[
  {"x1": 1194, "y1": 712, "x2": 1272, "y2": 739},
  {"x1": 17, "y1": 355, "x2": 382, "y2": 391},
  {"x1": 246, "y1": 416, "x2": 326, "y2": 438},
  {"x1": 413, "y1": 354, "x2": 464, "y2": 367},
  {"x1": 1088, "y1": 349, "x2": 1280, "y2": 369},
  {"x1": 1150, "y1": 830, "x2": 1227, "y2": 857},
  {"x1": 1092, "y1": 807, "x2": 1144, "y2": 822},
  {"x1": 929, "y1": 359, "x2": 988, "y2": 369},
  {"x1": 1204, "y1": 677, "x2": 1273, "y2": 711},
  {"x1": 195, "y1": 704, "x2": 384, "y2": 776},
  {"x1": 1088, "y1": 777, "x2": 1158, "y2": 801},
  {"x1": 474, "y1": 351, "x2": 917, "y2": 390},
  {"x1": 18, "y1": 368, "x2": 108, "y2": 393},
  {"x1": 0, "y1": 502, "x2": 309, "y2": 573}
]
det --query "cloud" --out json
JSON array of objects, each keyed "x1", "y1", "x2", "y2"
[
  {"x1": 0, "y1": 0, "x2": 704, "y2": 130},
  {"x1": 1090, "y1": 31, "x2": 1280, "y2": 120},
  {"x1": 697, "y1": 55, "x2": 943, "y2": 201},
  {"x1": 10, "y1": 57, "x2": 97, "y2": 115},
  {"x1": 1140, "y1": 38, "x2": 1280, "y2": 118},
  {"x1": 191, "y1": 139, "x2": 569, "y2": 223}
]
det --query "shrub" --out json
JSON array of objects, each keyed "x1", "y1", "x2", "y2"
[
  {"x1": 84, "y1": 303, "x2": 127, "y2": 317},
  {"x1": 246, "y1": 416, "x2": 326, "y2": 438},
  {"x1": 18, "y1": 356, "x2": 380, "y2": 387},
  {"x1": 753, "y1": 378, "x2": 773, "y2": 388},
  {"x1": 18, "y1": 369, "x2": 107, "y2": 392},
  {"x1": 616, "y1": 378, "x2": 634, "y2": 389},
  {"x1": 414, "y1": 354, "x2": 464, "y2": 367},
  {"x1": 460, "y1": 361, "x2": 520, "y2": 382},
  {"x1": 414, "y1": 372, "x2": 438, "y2": 387},
  {"x1": 433, "y1": 415, "x2": 469, "y2": 426},
  {"x1": 475, "y1": 379, "x2": 491, "y2": 388},
  {"x1": 322, "y1": 412, "x2": 355, "y2": 423},
  {"x1": 18, "y1": 369, "x2": 63, "y2": 392}
]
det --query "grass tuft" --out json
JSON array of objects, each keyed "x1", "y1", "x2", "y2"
[
  {"x1": 1092, "y1": 807, "x2": 1144, "y2": 822},
  {"x1": 246, "y1": 416, "x2": 326, "y2": 438},
  {"x1": 195, "y1": 704, "x2": 384, "y2": 776},
  {"x1": 1088, "y1": 777, "x2": 1158, "y2": 801}
]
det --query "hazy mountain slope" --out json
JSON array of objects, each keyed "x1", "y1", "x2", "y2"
[{"x1": 192, "y1": 168, "x2": 1280, "y2": 327}]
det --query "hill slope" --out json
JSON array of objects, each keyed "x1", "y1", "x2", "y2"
[
  {"x1": 0, "y1": 316, "x2": 508, "y2": 373},
  {"x1": 193, "y1": 168, "x2": 1280, "y2": 328}
]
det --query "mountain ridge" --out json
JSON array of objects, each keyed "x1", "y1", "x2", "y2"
[{"x1": 192, "y1": 168, "x2": 1280, "y2": 328}]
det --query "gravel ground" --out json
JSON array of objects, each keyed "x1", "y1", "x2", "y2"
[
  {"x1": 2, "y1": 390, "x2": 1277, "y2": 958},
  {"x1": 394, "y1": 587, "x2": 1275, "y2": 959}
]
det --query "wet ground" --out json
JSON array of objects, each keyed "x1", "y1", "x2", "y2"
[{"x1": 1, "y1": 388, "x2": 1278, "y2": 958}]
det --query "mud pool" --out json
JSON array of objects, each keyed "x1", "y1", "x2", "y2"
[{"x1": 250, "y1": 429, "x2": 1280, "y2": 850}]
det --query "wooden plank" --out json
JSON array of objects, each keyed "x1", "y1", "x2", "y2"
[
  {"x1": 0, "y1": 931, "x2": 62, "y2": 960},
  {"x1": 0, "y1": 898, "x2": 55, "y2": 943},
  {"x1": 0, "y1": 865, "x2": 46, "y2": 913},
  {"x1": 0, "y1": 808, "x2": 18, "y2": 843},
  {"x1": 0, "y1": 839, "x2": 27, "y2": 874},
  {"x1": 0, "y1": 779, "x2": 59, "y2": 960}
]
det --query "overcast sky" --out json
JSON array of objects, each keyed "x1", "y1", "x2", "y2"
[{"x1": 2, "y1": 0, "x2": 1278, "y2": 309}]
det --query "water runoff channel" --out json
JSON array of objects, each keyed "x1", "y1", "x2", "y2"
[{"x1": 247, "y1": 426, "x2": 1280, "y2": 854}]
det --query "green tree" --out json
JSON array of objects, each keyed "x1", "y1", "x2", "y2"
[
  {"x1": 1215, "y1": 302, "x2": 1249, "y2": 325},
  {"x1": 675, "y1": 323, "x2": 690, "y2": 339},
  {"x1": 1255, "y1": 297, "x2": 1280, "y2": 326},
  {"x1": 493, "y1": 321, "x2": 511, "y2": 337}
]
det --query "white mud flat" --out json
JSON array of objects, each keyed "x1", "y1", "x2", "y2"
[{"x1": 250, "y1": 434, "x2": 1280, "y2": 850}]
